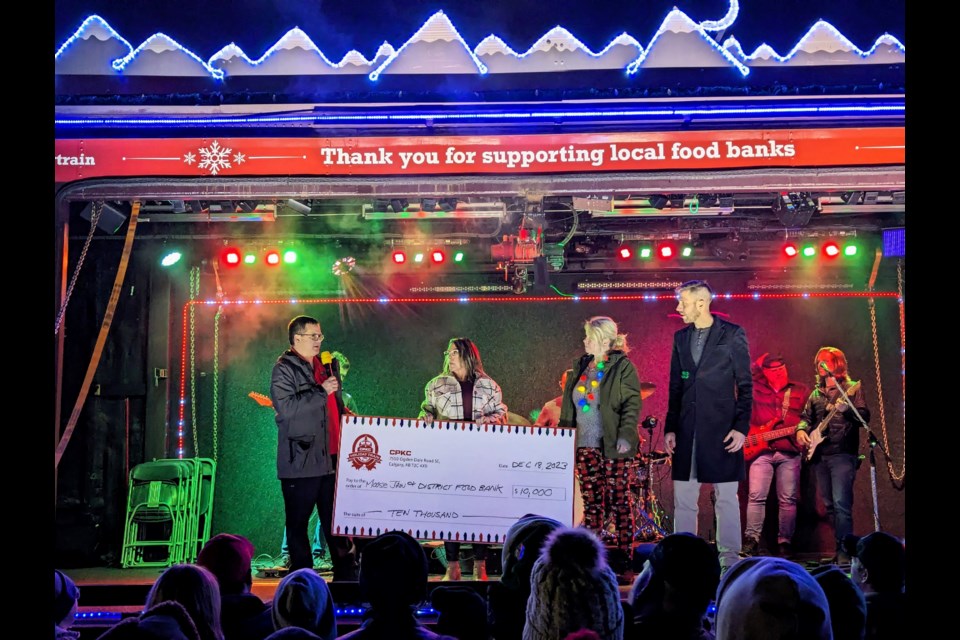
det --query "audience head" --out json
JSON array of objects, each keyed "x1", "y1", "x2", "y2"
[
  {"x1": 524, "y1": 527, "x2": 624, "y2": 640},
  {"x1": 358, "y1": 530, "x2": 428, "y2": 613},
  {"x1": 715, "y1": 556, "x2": 831, "y2": 640},
  {"x1": 145, "y1": 564, "x2": 223, "y2": 640},
  {"x1": 271, "y1": 568, "x2": 337, "y2": 640},
  {"x1": 500, "y1": 513, "x2": 564, "y2": 592},
  {"x1": 97, "y1": 600, "x2": 203, "y2": 640},
  {"x1": 432, "y1": 585, "x2": 490, "y2": 640},
  {"x1": 811, "y1": 565, "x2": 867, "y2": 640},
  {"x1": 629, "y1": 532, "x2": 721, "y2": 619},
  {"x1": 197, "y1": 533, "x2": 255, "y2": 596},
  {"x1": 844, "y1": 531, "x2": 905, "y2": 594},
  {"x1": 55, "y1": 569, "x2": 80, "y2": 629}
]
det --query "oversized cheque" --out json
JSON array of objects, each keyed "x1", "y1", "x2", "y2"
[{"x1": 333, "y1": 415, "x2": 576, "y2": 542}]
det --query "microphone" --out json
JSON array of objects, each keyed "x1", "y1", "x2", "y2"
[
  {"x1": 320, "y1": 351, "x2": 334, "y2": 373},
  {"x1": 818, "y1": 361, "x2": 835, "y2": 377}
]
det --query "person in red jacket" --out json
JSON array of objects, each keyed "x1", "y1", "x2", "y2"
[{"x1": 741, "y1": 353, "x2": 808, "y2": 558}]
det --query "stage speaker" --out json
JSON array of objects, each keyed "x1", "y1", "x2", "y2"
[
  {"x1": 531, "y1": 256, "x2": 550, "y2": 293},
  {"x1": 80, "y1": 201, "x2": 128, "y2": 234}
]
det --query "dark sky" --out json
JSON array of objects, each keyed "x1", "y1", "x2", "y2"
[{"x1": 54, "y1": 0, "x2": 904, "y2": 62}]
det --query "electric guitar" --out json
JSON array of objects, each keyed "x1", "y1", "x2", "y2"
[
  {"x1": 743, "y1": 418, "x2": 799, "y2": 462},
  {"x1": 804, "y1": 381, "x2": 861, "y2": 462},
  {"x1": 248, "y1": 391, "x2": 273, "y2": 408}
]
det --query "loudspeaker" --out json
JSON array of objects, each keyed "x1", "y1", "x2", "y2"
[
  {"x1": 531, "y1": 256, "x2": 550, "y2": 293},
  {"x1": 80, "y1": 202, "x2": 128, "y2": 234}
]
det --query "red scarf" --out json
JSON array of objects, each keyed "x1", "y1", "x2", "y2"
[{"x1": 306, "y1": 355, "x2": 342, "y2": 455}]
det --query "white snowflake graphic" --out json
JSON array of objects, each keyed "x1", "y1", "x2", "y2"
[
  {"x1": 233, "y1": 152, "x2": 246, "y2": 165},
  {"x1": 197, "y1": 140, "x2": 233, "y2": 175},
  {"x1": 183, "y1": 151, "x2": 196, "y2": 165}
]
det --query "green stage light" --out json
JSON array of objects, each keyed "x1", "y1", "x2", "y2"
[
  {"x1": 844, "y1": 244, "x2": 858, "y2": 257},
  {"x1": 283, "y1": 250, "x2": 298, "y2": 264},
  {"x1": 802, "y1": 245, "x2": 817, "y2": 257},
  {"x1": 160, "y1": 251, "x2": 182, "y2": 267},
  {"x1": 639, "y1": 247, "x2": 652, "y2": 259},
  {"x1": 244, "y1": 253, "x2": 257, "y2": 265},
  {"x1": 454, "y1": 251, "x2": 465, "y2": 263},
  {"x1": 681, "y1": 246, "x2": 693, "y2": 258},
  {"x1": 413, "y1": 252, "x2": 425, "y2": 263}
]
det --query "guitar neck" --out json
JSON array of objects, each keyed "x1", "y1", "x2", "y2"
[{"x1": 746, "y1": 425, "x2": 796, "y2": 446}]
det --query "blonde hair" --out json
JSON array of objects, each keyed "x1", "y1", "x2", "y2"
[
  {"x1": 584, "y1": 316, "x2": 629, "y2": 354},
  {"x1": 146, "y1": 564, "x2": 224, "y2": 640}
]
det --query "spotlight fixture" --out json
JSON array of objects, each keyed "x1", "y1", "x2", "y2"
[
  {"x1": 772, "y1": 192, "x2": 818, "y2": 227},
  {"x1": 647, "y1": 194, "x2": 668, "y2": 210},
  {"x1": 160, "y1": 251, "x2": 182, "y2": 267},
  {"x1": 332, "y1": 256, "x2": 357, "y2": 276},
  {"x1": 388, "y1": 199, "x2": 409, "y2": 213},
  {"x1": 511, "y1": 267, "x2": 529, "y2": 294},
  {"x1": 285, "y1": 199, "x2": 311, "y2": 216}
]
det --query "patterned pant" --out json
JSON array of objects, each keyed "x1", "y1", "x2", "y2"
[{"x1": 575, "y1": 447, "x2": 635, "y2": 552}]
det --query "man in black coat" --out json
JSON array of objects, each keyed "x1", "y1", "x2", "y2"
[{"x1": 664, "y1": 280, "x2": 753, "y2": 572}]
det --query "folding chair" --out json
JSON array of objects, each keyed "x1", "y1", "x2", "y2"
[
  {"x1": 120, "y1": 459, "x2": 195, "y2": 568},
  {"x1": 183, "y1": 457, "x2": 217, "y2": 563}
]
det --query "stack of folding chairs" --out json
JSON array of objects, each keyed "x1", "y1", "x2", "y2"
[{"x1": 120, "y1": 457, "x2": 216, "y2": 568}]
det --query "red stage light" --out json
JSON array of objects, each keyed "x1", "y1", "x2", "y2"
[
  {"x1": 222, "y1": 247, "x2": 241, "y2": 266},
  {"x1": 431, "y1": 250, "x2": 445, "y2": 264},
  {"x1": 658, "y1": 244, "x2": 675, "y2": 259},
  {"x1": 823, "y1": 241, "x2": 840, "y2": 258},
  {"x1": 783, "y1": 244, "x2": 799, "y2": 257},
  {"x1": 265, "y1": 250, "x2": 281, "y2": 265},
  {"x1": 618, "y1": 246, "x2": 633, "y2": 260},
  {"x1": 392, "y1": 251, "x2": 406, "y2": 264}
]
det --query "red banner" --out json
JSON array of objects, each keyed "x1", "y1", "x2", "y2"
[{"x1": 54, "y1": 127, "x2": 904, "y2": 183}]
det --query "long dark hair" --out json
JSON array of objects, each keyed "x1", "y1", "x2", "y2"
[{"x1": 442, "y1": 337, "x2": 485, "y2": 382}]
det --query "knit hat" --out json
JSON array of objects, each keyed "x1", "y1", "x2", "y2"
[
  {"x1": 272, "y1": 568, "x2": 337, "y2": 640},
  {"x1": 715, "y1": 556, "x2": 832, "y2": 640},
  {"x1": 811, "y1": 565, "x2": 867, "y2": 640},
  {"x1": 500, "y1": 514, "x2": 563, "y2": 592},
  {"x1": 523, "y1": 527, "x2": 624, "y2": 640},
  {"x1": 646, "y1": 533, "x2": 720, "y2": 606},
  {"x1": 432, "y1": 586, "x2": 490, "y2": 640},
  {"x1": 55, "y1": 569, "x2": 80, "y2": 625},
  {"x1": 359, "y1": 530, "x2": 428, "y2": 609},
  {"x1": 197, "y1": 533, "x2": 255, "y2": 595}
]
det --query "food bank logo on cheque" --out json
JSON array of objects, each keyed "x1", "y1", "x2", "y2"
[{"x1": 347, "y1": 434, "x2": 382, "y2": 470}]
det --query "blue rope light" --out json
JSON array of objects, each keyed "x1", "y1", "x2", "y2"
[
  {"x1": 55, "y1": 14, "x2": 133, "y2": 60},
  {"x1": 206, "y1": 29, "x2": 396, "y2": 72},
  {"x1": 699, "y1": 0, "x2": 740, "y2": 32},
  {"x1": 111, "y1": 33, "x2": 225, "y2": 80},
  {"x1": 723, "y1": 25, "x2": 905, "y2": 63},
  {"x1": 475, "y1": 29, "x2": 642, "y2": 60},
  {"x1": 370, "y1": 10, "x2": 487, "y2": 81},
  {"x1": 54, "y1": 100, "x2": 904, "y2": 128},
  {"x1": 626, "y1": 9, "x2": 750, "y2": 77}
]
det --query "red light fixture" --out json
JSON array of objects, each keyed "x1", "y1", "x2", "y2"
[
  {"x1": 618, "y1": 246, "x2": 633, "y2": 260},
  {"x1": 392, "y1": 251, "x2": 406, "y2": 264},
  {"x1": 221, "y1": 247, "x2": 241, "y2": 266},
  {"x1": 783, "y1": 243, "x2": 799, "y2": 258},
  {"x1": 658, "y1": 243, "x2": 675, "y2": 259},
  {"x1": 265, "y1": 250, "x2": 281, "y2": 266},
  {"x1": 823, "y1": 241, "x2": 841, "y2": 258},
  {"x1": 431, "y1": 250, "x2": 446, "y2": 264}
]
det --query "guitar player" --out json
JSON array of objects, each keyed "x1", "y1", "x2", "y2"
[
  {"x1": 795, "y1": 346, "x2": 870, "y2": 564},
  {"x1": 742, "y1": 353, "x2": 808, "y2": 558}
]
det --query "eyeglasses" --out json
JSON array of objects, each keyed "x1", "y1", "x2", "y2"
[{"x1": 297, "y1": 333, "x2": 324, "y2": 341}]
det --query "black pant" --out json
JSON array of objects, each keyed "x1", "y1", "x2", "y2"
[
  {"x1": 445, "y1": 541, "x2": 488, "y2": 562},
  {"x1": 280, "y1": 472, "x2": 356, "y2": 579}
]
